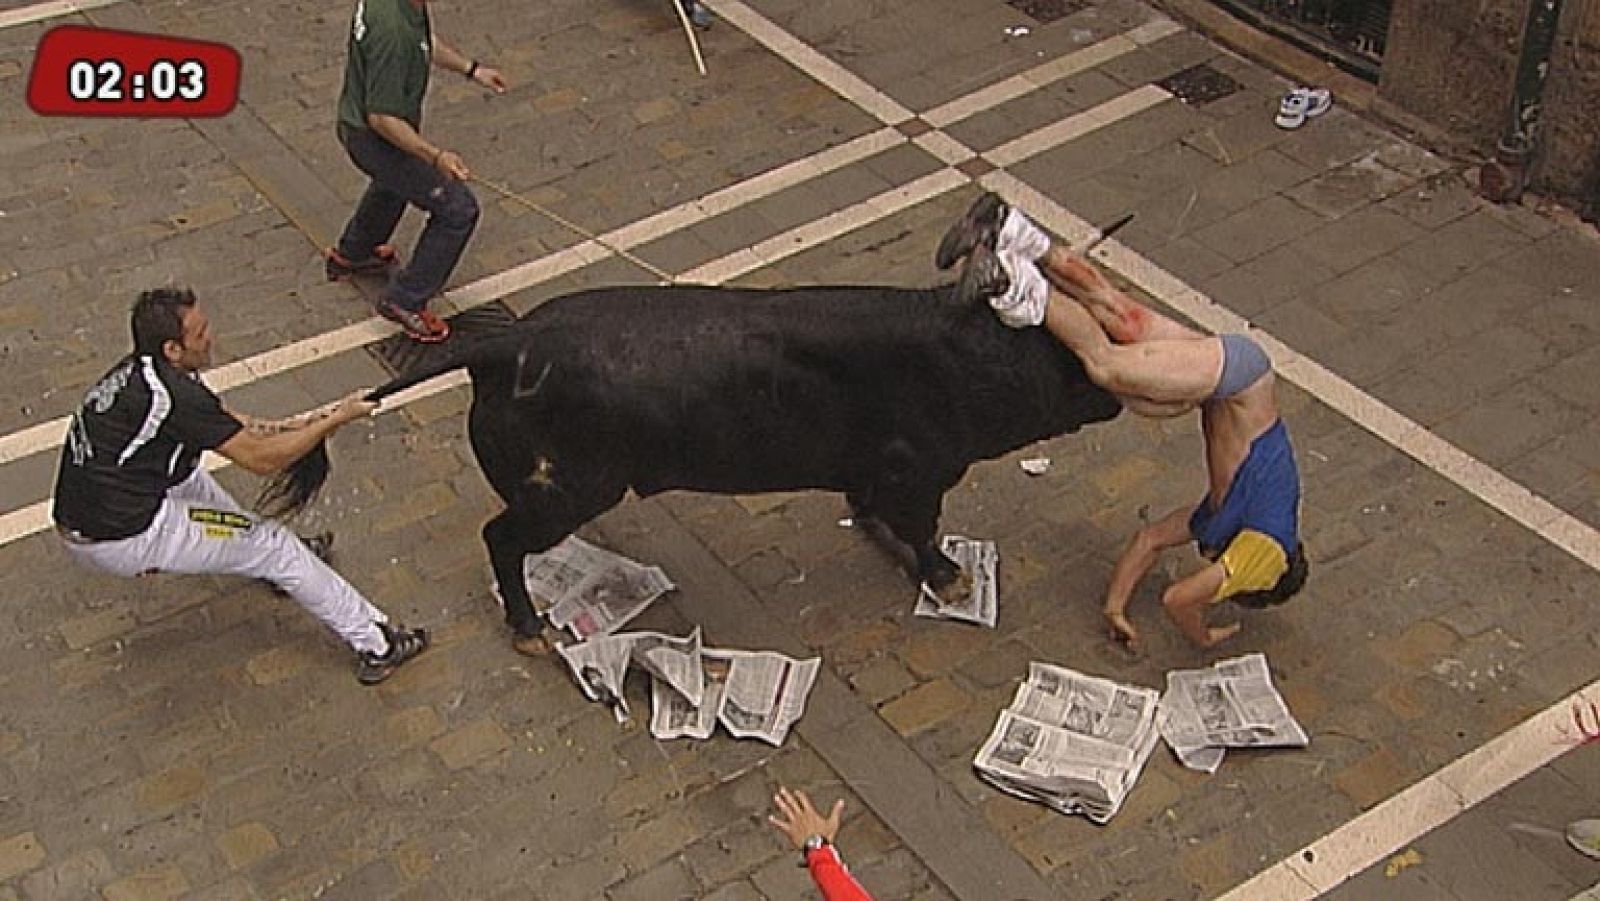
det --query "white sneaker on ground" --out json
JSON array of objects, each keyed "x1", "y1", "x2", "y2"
[
  {"x1": 1275, "y1": 87, "x2": 1333, "y2": 129},
  {"x1": 1568, "y1": 818, "x2": 1600, "y2": 860}
]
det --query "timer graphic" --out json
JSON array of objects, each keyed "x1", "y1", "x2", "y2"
[{"x1": 27, "y1": 25, "x2": 240, "y2": 118}]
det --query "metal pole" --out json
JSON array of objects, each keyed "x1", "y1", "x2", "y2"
[{"x1": 1479, "y1": 0, "x2": 1565, "y2": 202}]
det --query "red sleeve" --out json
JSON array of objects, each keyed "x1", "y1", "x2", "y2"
[{"x1": 805, "y1": 845, "x2": 873, "y2": 901}]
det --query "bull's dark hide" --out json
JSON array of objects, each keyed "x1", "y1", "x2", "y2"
[{"x1": 309, "y1": 283, "x2": 1120, "y2": 640}]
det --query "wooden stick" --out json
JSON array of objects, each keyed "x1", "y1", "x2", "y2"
[{"x1": 672, "y1": 1, "x2": 708, "y2": 77}]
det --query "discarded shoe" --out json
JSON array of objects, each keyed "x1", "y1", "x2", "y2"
[
  {"x1": 1568, "y1": 819, "x2": 1600, "y2": 860},
  {"x1": 356, "y1": 621, "x2": 430, "y2": 685},
  {"x1": 1274, "y1": 87, "x2": 1332, "y2": 130},
  {"x1": 375, "y1": 299, "x2": 451, "y2": 343},
  {"x1": 324, "y1": 244, "x2": 398, "y2": 282},
  {"x1": 936, "y1": 191, "x2": 1009, "y2": 270}
]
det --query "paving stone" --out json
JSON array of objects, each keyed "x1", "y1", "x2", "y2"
[
  {"x1": 0, "y1": 831, "x2": 45, "y2": 883},
  {"x1": 1332, "y1": 746, "x2": 1417, "y2": 811},
  {"x1": 701, "y1": 880, "x2": 766, "y2": 901},
  {"x1": 879, "y1": 679, "x2": 973, "y2": 737},
  {"x1": 678, "y1": 819, "x2": 777, "y2": 889},
  {"x1": 607, "y1": 857, "x2": 701, "y2": 901},
  {"x1": 134, "y1": 765, "x2": 208, "y2": 816},
  {"x1": 1191, "y1": 194, "x2": 1326, "y2": 264},
  {"x1": 101, "y1": 865, "x2": 191, "y2": 901},
  {"x1": 849, "y1": 655, "x2": 918, "y2": 705},
  {"x1": 216, "y1": 822, "x2": 279, "y2": 872}
]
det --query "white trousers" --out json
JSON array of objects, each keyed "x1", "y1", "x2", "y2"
[{"x1": 63, "y1": 468, "x2": 388, "y2": 655}]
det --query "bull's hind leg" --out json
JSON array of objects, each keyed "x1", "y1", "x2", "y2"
[
  {"x1": 484, "y1": 509, "x2": 561, "y2": 654},
  {"x1": 483, "y1": 479, "x2": 627, "y2": 656}
]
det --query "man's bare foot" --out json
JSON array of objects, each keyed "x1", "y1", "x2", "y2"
[{"x1": 1201, "y1": 622, "x2": 1241, "y2": 647}]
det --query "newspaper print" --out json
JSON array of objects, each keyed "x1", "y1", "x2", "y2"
[
  {"x1": 521, "y1": 536, "x2": 675, "y2": 642},
  {"x1": 1158, "y1": 653, "x2": 1309, "y2": 772},
  {"x1": 558, "y1": 628, "x2": 703, "y2": 725},
  {"x1": 915, "y1": 535, "x2": 998, "y2": 628},
  {"x1": 557, "y1": 632, "x2": 635, "y2": 722},
  {"x1": 650, "y1": 660, "x2": 726, "y2": 741},
  {"x1": 973, "y1": 663, "x2": 1162, "y2": 823},
  {"x1": 715, "y1": 650, "x2": 822, "y2": 746}
]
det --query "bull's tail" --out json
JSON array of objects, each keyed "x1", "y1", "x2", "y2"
[{"x1": 256, "y1": 336, "x2": 509, "y2": 520}]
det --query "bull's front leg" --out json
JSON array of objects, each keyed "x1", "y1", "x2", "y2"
[{"x1": 878, "y1": 488, "x2": 972, "y2": 606}]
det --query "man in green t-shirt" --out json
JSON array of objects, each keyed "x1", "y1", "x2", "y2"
[{"x1": 327, "y1": 0, "x2": 507, "y2": 343}]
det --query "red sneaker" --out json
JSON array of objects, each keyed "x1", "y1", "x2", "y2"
[
  {"x1": 375, "y1": 300, "x2": 451, "y2": 343},
  {"x1": 324, "y1": 244, "x2": 399, "y2": 281}
]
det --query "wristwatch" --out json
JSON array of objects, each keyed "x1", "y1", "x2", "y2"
[{"x1": 801, "y1": 835, "x2": 829, "y2": 858}]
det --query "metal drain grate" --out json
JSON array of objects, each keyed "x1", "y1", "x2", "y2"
[
  {"x1": 374, "y1": 301, "x2": 517, "y2": 376},
  {"x1": 1156, "y1": 64, "x2": 1244, "y2": 107},
  {"x1": 1006, "y1": 0, "x2": 1089, "y2": 24}
]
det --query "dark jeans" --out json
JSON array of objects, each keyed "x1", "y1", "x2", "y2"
[{"x1": 336, "y1": 125, "x2": 480, "y2": 311}]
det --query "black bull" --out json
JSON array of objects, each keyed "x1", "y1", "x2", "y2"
[{"x1": 274, "y1": 283, "x2": 1122, "y2": 641}]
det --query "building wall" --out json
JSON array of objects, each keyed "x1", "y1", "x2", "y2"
[{"x1": 1379, "y1": 0, "x2": 1600, "y2": 201}]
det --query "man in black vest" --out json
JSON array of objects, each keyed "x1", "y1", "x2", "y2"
[{"x1": 53, "y1": 288, "x2": 428, "y2": 684}]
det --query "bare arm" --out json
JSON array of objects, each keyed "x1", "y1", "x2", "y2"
[
  {"x1": 364, "y1": 112, "x2": 452, "y2": 170},
  {"x1": 432, "y1": 34, "x2": 507, "y2": 91},
  {"x1": 215, "y1": 392, "x2": 375, "y2": 476},
  {"x1": 1103, "y1": 504, "x2": 1195, "y2": 646},
  {"x1": 227, "y1": 400, "x2": 340, "y2": 437}
]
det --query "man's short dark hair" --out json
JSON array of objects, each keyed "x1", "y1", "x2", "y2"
[
  {"x1": 1231, "y1": 543, "x2": 1309, "y2": 610},
  {"x1": 130, "y1": 288, "x2": 197, "y2": 355}
]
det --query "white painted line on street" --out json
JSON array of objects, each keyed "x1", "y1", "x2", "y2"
[
  {"x1": 705, "y1": 0, "x2": 914, "y2": 126},
  {"x1": 0, "y1": 0, "x2": 120, "y2": 30},
  {"x1": 986, "y1": 84, "x2": 1172, "y2": 167},
  {"x1": 1221, "y1": 679, "x2": 1600, "y2": 899},
  {"x1": 684, "y1": 170, "x2": 968, "y2": 283},
  {"x1": 912, "y1": 130, "x2": 976, "y2": 167},
  {"x1": 923, "y1": 33, "x2": 1141, "y2": 128}
]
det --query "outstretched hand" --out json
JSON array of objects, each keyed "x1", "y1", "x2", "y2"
[{"x1": 767, "y1": 786, "x2": 843, "y2": 851}]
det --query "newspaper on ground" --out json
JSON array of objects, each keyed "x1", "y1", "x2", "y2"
[
  {"x1": 710, "y1": 649, "x2": 821, "y2": 746},
  {"x1": 557, "y1": 632, "x2": 636, "y2": 722},
  {"x1": 915, "y1": 535, "x2": 999, "y2": 628},
  {"x1": 521, "y1": 536, "x2": 675, "y2": 642},
  {"x1": 650, "y1": 668, "x2": 723, "y2": 741},
  {"x1": 1158, "y1": 653, "x2": 1309, "y2": 772},
  {"x1": 559, "y1": 628, "x2": 704, "y2": 725},
  {"x1": 973, "y1": 662, "x2": 1161, "y2": 823},
  {"x1": 649, "y1": 648, "x2": 820, "y2": 745}
]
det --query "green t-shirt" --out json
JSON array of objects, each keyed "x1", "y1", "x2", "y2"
[{"x1": 336, "y1": 0, "x2": 432, "y2": 134}]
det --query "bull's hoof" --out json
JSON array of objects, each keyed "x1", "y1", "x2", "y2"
[
  {"x1": 931, "y1": 568, "x2": 974, "y2": 607},
  {"x1": 512, "y1": 629, "x2": 558, "y2": 657}
]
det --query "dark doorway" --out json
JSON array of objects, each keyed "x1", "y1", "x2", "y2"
[{"x1": 1206, "y1": 0, "x2": 1392, "y2": 81}]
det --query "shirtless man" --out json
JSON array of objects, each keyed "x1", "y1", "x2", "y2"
[{"x1": 938, "y1": 194, "x2": 1307, "y2": 648}]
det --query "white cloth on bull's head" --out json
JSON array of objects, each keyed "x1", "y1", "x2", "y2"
[
  {"x1": 992, "y1": 247, "x2": 1049, "y2": 329},
  {"x1": 999, "y1": 207, "x2": 1051, "y2": 263}
]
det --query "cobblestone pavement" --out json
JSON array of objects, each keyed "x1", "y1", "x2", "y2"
[{"x1": 2, "y1": 0, "x2": 1599, "y2": 898}]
